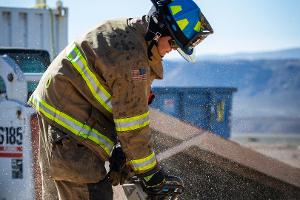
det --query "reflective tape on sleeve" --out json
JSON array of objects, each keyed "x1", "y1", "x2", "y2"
[
  {"x1": 130, "y1": 151, "x2": 157, "y2": 172},
  {"x1": 29, "y1": 93, "x2": 114, "y2": 156},
  {"x1": 114, "y1": 111, "x2": 150, "y2": 132},
  {"x1": 66, "y1": 43, "x2": 112, "y2": 113}
]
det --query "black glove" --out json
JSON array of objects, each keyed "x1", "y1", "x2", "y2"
[
  {"x1": 141, "y1": 170, "x2": 184, "y2": 197},
  {"x1": 108, "y1": 144, "x2": 131, "y2": 186}
]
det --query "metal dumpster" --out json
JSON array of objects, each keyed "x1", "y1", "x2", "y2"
[{"x1": 151, "y1": 87, "x2": 237, "y2": 138}]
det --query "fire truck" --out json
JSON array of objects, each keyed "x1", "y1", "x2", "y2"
[
  {"x1": 0, "y1": 49, "x2": 48, "y2": 199},
  {"x1": 0, "y1": 1, "x2": 68, "y2": 199}
]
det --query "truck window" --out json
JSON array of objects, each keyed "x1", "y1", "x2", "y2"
[{"x1": 0, "y1": 49, "x2": 50, "y2": 97}]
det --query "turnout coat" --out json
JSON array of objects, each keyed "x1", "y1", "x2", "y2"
[{"x1": 29, "y1": 16, "x2": 164, "y2": 178}]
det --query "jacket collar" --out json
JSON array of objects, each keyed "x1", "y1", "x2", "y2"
[{"x1": 128, "y1": 16, "x2": 164, "y2": 80}]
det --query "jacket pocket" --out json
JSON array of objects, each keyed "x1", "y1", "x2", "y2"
[{"x1": 49, "y1": 126, "x2": 106, "y2": 184}]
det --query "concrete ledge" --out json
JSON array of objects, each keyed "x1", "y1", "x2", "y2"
[
  {"x1": 149, "y1": 108, "x2": 300, "y2": 198},
  {"x1": 150, "y1": 109, "x2": 201, "y2": 140}
]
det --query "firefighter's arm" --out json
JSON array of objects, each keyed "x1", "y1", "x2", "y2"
[{"x1": 111, "y1": 66, "x2": 159, "y2": 176}]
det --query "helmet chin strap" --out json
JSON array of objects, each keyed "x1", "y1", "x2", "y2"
[
  {"x1": 145, "y1": 8, "x2": 170, "y2": 60},
  {"x1": 147, "y1": 42, "x2": 154, "y2": 60},
  {"x1": 146, "y1": 29, "x2": 162, "y2": 60}
]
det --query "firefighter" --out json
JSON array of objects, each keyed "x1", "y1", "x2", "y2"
[{"x1": 28, "y1": 0, "x2": 213, "y2": 199}]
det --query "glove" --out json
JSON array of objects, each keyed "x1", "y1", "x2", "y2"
[
  {"x1": 108, "y1": 144, "x2": 131, "y2": 186},
  {"x1": 142, "y1": 170, "x2": 165, "y2": 189},
  {"x1": 141, "y1": 170, "x2": 184, "y2": 197}
]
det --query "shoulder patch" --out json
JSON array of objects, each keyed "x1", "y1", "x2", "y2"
[{"x1": 131, "y1": 67, "x2": 147, "y2": 81}]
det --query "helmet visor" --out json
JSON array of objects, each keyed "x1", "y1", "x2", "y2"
[
  {"x1": 177, "y1": 47, "x2": 196, "y2": 62},
  {"x1": 187, "y1": 13, "x2": 214, "y2": 48}
]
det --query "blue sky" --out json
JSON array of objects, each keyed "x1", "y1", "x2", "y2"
[{"x1": 1, "y1": 0, "x2": 300, "y2": 59}]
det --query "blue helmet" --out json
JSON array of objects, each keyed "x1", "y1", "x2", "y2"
[{"x1": 150, "y1": 0, "x2": 213, "y2": 61}]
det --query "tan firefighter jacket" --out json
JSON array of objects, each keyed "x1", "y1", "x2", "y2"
[{"x1": 28, "y1": 16, "x2": 164, "y2": 175}]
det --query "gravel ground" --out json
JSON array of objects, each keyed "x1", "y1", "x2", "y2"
[{"x1": 114, "y1": 134, "x2": 300, "y2": 200}]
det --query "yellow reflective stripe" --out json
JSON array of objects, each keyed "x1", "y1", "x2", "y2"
[
  {"x1": 31, "y1": 96, "x2": 79, "y2": 135},
  {"x1": 194, "y1": 21, "x2": 201, "y2": 32},
  {"x1": 115, "y1": 121, "x2": 150, "y2": 132},
  {"x1": 114, "y1": 111, "x2": 150, "y2": 132},
  {"x1": 114, "y1": 111, "x2": 149, "y2": 123},
  {"x1": 29, "y1": 94, "x2": 114, "y2": 155},
  {"x1": 31, "y1": 94, "x2": 114, "y2": 155},
  {"x1": 73, "y1": 47, "x2": 112, "y2": 99},
  {"x1": 170, "y1": 5, "x2": 182, "y2": 15},
  {"x1": 177, "y1": 18, "x2": 189, "y2": 31},
  {"x1": 66, "y1": 43, "x2": 112, "y2": 113},
  {"x1": 130, "y1": 151, "x2": 157, "y2": 172}
]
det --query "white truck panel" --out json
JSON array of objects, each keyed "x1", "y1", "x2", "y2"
[
  {"x1": 0, "y1": 56, "x2": 27, "y2": 102},
  {"x1": 0, "y1": 52, "x2": 45, "y2": 200},
  {"x1": 0, "y1": 6, "x2": 68, "y2": 59},
  {"x1": 0, "y1": 100, "x2": 35, "y2": 200}
]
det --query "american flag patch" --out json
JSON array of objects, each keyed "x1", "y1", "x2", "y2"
[{"x1": 131, "y1": 67, "x2": 147, "y2": 81}]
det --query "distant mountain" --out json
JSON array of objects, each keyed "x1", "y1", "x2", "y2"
[
  {"x1": 199, "y1": 47, "x2": 300, "y2": 61},
  {"x1": 153, "y1": 57, "x2": 300, "y2": 134}
]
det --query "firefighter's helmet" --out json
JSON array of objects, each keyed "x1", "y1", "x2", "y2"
[{"x1": 148, "y1": 0, "x2": 213, "y2": 61}]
